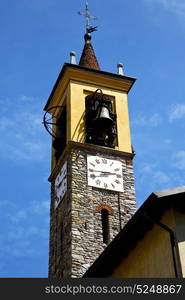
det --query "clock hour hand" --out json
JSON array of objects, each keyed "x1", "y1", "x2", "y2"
[{"x1": 100, "y1": 171, "x2": 117, "y2": 175}]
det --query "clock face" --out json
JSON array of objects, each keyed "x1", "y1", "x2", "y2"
[
  {"x1": 55, "y1": 161, "x2": 67, "y2": 208},
  {"x1": 87, "y1": 155, "x2": 124, "y2": 192}
]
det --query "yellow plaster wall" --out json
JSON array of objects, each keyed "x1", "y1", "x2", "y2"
[
  {"x1": 69, "y1": 80, "x2": 132, "y2": 153},
  {"x1": 47, "y1": 67, "x2": 134, "y2": 171},
  {"x1": 50, "y1": 85, "x2": 70, "y2": 170},
  {"x1": 110, "y1": 210, "x2": 176, "y2": 278}
]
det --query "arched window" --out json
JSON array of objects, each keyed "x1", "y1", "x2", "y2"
[
  {"x1": 96, "y1": 205, "x2": 113, "y2": 245},
  {"x1": 101, "y1": 209, "x2": 110, "y2": 244}
]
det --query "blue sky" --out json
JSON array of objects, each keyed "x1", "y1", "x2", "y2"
[{"x1": 1, "y1": 0, "x2": 185, "y2": 277}]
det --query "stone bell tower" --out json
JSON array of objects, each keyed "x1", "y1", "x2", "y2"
[{"x1": 43, "y1": 4, "x2": 136, "y2": 278}]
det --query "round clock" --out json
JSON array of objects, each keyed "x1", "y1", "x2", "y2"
[
  {"x1": 55, "y1": 161, "x2": 67, "y2": 208},
  {"x1": 87, "y1": 155, "x2": 124, "y2": 192}
]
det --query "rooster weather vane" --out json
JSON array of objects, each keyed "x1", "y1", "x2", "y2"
[{"x1": 78, "y1": 2, "x2": 98, "y2": 34}]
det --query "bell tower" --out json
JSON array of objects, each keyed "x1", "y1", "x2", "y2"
[{"x1": 44, "y1": 4, "x2": 136, "y2": 278}]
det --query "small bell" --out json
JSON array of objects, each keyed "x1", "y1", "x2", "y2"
[{"x1": 93, "y1": 104, "x2": 114, "y2": 130}]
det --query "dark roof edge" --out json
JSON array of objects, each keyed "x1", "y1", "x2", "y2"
[
  {"x1": 154, "y1": 186, "x2": 185, "y2": 198},
  {"x1": 44, "y1": 63, "x2": 136, "y2": 111}
]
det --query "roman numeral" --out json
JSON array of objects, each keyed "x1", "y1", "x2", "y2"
[{"x1": 102, "y1": 158, "x2": 107, "y2": 164}]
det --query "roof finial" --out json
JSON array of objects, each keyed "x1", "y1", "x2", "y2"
[
  {"x1": 78, "y1": 2, "x2": 98, "y2": 35},
  {"x1": 117, "y1": 63, "x2": 124, "y2": 75},
  {"x1": 70, "y1": 51, "x2": 77, "y2": 64}
]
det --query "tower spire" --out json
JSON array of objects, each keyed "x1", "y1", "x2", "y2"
[{"x1": 78, "y1": 2, "x2": 100, "y2": 70}]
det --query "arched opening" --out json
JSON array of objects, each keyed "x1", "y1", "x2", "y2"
[
  {"x1": 85, "y1": 91, "x2": 117, "y2": 148},
  {"x1": 101, "y1": 209, "x2": 110, "y2": 244}
]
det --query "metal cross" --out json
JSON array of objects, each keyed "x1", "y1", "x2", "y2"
[{"x1": 77, "y1": 2, "x2": 97, "y2": 34}]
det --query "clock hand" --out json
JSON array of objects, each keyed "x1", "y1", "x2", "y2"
[
  {"x1": 88, "y1": 169, "x2": 117, "y2": 175},
  {"x1": 101, "y1": 171, "x2": 117, "y2": 175}
]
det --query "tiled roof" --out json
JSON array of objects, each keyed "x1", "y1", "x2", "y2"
[{"x1": 79, "y1": 34, "x2": 100, "y2": 70}]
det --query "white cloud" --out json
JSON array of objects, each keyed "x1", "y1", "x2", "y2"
[
  {"x1": 152, "y1": 170, "x2": 170, "y2": 185},
  {"x1": 133, "y1": 115, "x2": 146, "y2": 126},
  {"x1": 29, "y1": 200, "x2": 50, "y2": 214},
  {"x1": 134, "y1": 113, "x2": 162, "y2": 127},
  {"x1": 0, "y1": 117, "x2": 15, "y2": 130},
  {"x1": 20, "y1": 95, "x2": 36, "y2": 102},
  {"x1": 7, "y1": 227, "x2": 25, "y2": 241},
  {"x1": 7, "y1": 225, "x2": 48, "y2": 242},
  {"x1": 0, "y1": 95, "x2": 49, "y2": 164},
  {"x1": 6, "y1": 223, "x2": 48, "y2": 257},
  {"x1": 145, "y1": 0, "x2": 185, "y2": 17},
  {"x1": 149, "y1": 113, "x2": 163, "y2": 126},
  {"x1": 17, "y1": 141, "x2": 46, "y2": 161},
  {"x1": 164, "y1": 139, "x2": 172, "y2": 145},
  {"x1": 10, "y1": 210, "x2": 28, "y2": 223},
  {"x1": 0, "y1": 141, "x2": 46, "y2": 162},
  {"x1": 138, "y1": 162, "x2": 171, "y2": 187},
  {"x1": 168, "y1": 104, "x2": 185, "y2": 122},
  {"x1": 0, "y1": 200, "x2": 10, "y2": 207},
  {"x1": 137, "y1": 154, "x2": 185, "y2": 193},
  {"x1": 3, "y1": 199, "x2": 50, "y2": 258},
  {"x1": 172, "y1": 151, "x2": 185, "y2": 170},
  {"x1": 140, "y1": 163, "x2": 157, "y2": 174},
  {"x1": 11, "y1": 241, "x2": 35, "y2": 258}
]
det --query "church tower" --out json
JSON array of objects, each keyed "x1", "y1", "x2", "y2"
[{"x1": 43, "y1": 4, "x2": 136, "y2": 278}]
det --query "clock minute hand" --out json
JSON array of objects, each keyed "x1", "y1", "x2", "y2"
[
  {"x1": 89, "y1": 169, "x2": 117, "y2": 175},
  {"x1": 100, "y1": 171, "x2": 117, "y2": 175}
]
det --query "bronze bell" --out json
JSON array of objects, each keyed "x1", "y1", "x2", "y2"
[{"x1": 93, "y1": 104, "x2": 114, "y2": 130}]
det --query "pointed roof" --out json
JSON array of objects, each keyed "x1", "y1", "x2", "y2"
[{"x1": 79, "y1": 33, "x2": 100, "y2": 70}]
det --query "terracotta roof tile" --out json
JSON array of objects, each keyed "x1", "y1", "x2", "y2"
[{"x1": 79, "y1": 34, "x2": 100, "y2": 70}]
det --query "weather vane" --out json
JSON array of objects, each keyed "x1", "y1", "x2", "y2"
[{"x1": 77, "y1": 2, "x2": 98, "y2": 34}]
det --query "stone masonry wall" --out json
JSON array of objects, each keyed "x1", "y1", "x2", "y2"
[
  {"x1": 48, "y1": 143, "x2": 136, "y2": 278},
  {"x1": 70, "y1": 146, "x2": 136, "y2": 278},
  {"x1": 48, "y1": 181, "x2": 72, "y2": 277}
]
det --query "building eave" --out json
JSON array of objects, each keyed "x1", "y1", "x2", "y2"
[{"x1": 44, "y1": 63, "x2": 136, "y2": 111}]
